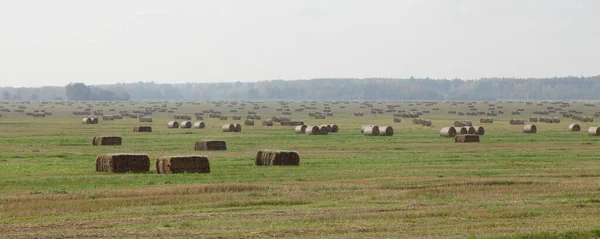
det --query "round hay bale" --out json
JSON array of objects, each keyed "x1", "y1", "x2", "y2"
[
  {"x1": 453, "y1": 121, "x2": 464, "y2": 127},
  {"x1": 91, "y1": 117, "x2": 99, "y2": 124},
  {"x1": 439, "y1": 127, "x2": 457, "y2": 137},
  {"x1": 244, "y1": 119, "x2": 254, "y2": 126},
  {"x1": 295, "y1": 125, "x2": 307, "y2": 134},
  {"x1": 464, "y1": 126, "x2": 476, "y2": 134},
  {"x1": 568, "y1": 123, "x2": 580, "y2": 132},
  {"x1": 180, "y1": 120, "x2": 192, "y2": 128},
  {"x1": 361, "y1": 124, "x2": 376, "y2": 133},
  {"x1": 222, "y1": 124, "x2": 235, "y2": 132},
  {"x1": 378, "y1": 126, "x2": 394, "y2": 136},
  {"x1": 168, "y1": 121, "x2": 179, "y2": 128},
  {"x1": 473, "y1": 126, "x2": 485, "y2": 135},
  {"x1": 509, "y1": 119, "x2": 516, "y2": 125},
  {"x1": 234, "y1": 123, "x2": 242, "y2": 132},
  {"x1": 318, "y1": 126, "x2": 329, "y2": 135},
  {"x1": 412, "y1": 119, "x2": 420, "y2": 124},
  {"x1": 463, "y1": 120, "x2": 472, "y2": 126},
  {"x1": 523, "y1": 124, "x2": 537, "y2": 133},
  {"x1": 193, "y1": 121, "x2": 205, "y2": 128},
  {"x1": 393, "y1": 117, "x2": 401, "y2": 123},
  {"x1": 329, "y1": 124, "x2": 339, "y2": 133},
  {"x1": 363, "y1": 125, "x2": 380, "y2": 136},
  {"x1": 320, "y1": 124, "x2": 332, "y2": 133},
  {"x1": 588, "y1": 127, "x2": 600, "y2": 136},
  {"x1": 305, "y1": 125, "x2": 320, "y2": 135},
  {"x1": 530, "y1": 116, "x2": 538, "y2": 122},
  {"x1": 82, "y1": 117, "x2": 93, "y2": 124},
  {"x1": 421, "y1": 120, "x2": 432, "y2": 127},
  {"x1": 262, "y1": 119, "x2": 273, "y2": 126},
  {"x1": 453, "y1": 126, "x2": 468, "y2": 135}
]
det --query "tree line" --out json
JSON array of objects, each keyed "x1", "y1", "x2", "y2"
[{"x1": 1, "y1": 76, "x2": 599, "y2": 101}]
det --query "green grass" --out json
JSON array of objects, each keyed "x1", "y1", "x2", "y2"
[{"x1": 1, "y1": 100, "x2": 600, "y2": 238}]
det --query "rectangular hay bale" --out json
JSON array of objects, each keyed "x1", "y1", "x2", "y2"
[
  {"x1": 454, "y1": 134, "x2": 480, "y2": 143},
  {"x1": 194, "y1": 140, "x2": 227, "y2": 150},
  {"x1": 255, "y1": 149, "x2": 300, "y2": 166},
  {"x1": 95, "y1": 153, "x2": 150, "y2": 173},
  {"x1": 92, "y1": 136, "x2": 122, "y2": 146},
  {"x1": 133, "y1": 126, "x2": 152, "y2": 132},
  {"x1": 155, "y1": 155, "x2": 210, "y2": 174}
]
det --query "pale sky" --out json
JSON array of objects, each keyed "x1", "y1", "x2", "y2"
[{"x1": 0, "y1": 0, "x2": 598, "y2": 87}]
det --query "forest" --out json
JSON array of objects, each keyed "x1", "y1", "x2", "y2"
[{"x1": 1, "y1": 76, "x2": 599, "y2": 101}]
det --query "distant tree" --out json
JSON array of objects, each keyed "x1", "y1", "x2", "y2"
[
  {"x1": 2, "y1": 91, "x2": 9, "y2": 100},
  {"x1": 65, "y1": 83, "x2": 91, "y2": 101}
]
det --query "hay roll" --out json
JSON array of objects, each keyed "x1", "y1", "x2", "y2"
[
  {"x1": 234, "y1": 123, "x2": 242, "y2": 132},
  {"x1": 473, "y1": 126, "x2": 485, "y2": 135},
  {"x1": 222, "y1": 124, "x2": 235, "y2": 132},
  {"x1": 453, "y1": 126, "x2": 468, "y2": 135},
  {"x1": 421, "y1": 120, "x2": 432, "y2": 127},
  {"x1": 305, "y1": 125, "x2": 320, "y2": 135},
  {"x1": 180, "y1": 120, "x2": 192, "y2": 128},
  {"x1": 318, "y1": 125, "x2": 329, "y2": 135},
  {"x1": 361, "y1": 124, "x2": 376, "y2": 133},
  {"x1": 262, "y1": 119, "x2": 273, "y2": 126},
  {"x1": 82, "y1": 117, "x2": 93, "y2": 124},
  {"x1": 95, "y1": 153, "x2": 150, "y2": 173},
  {"x1": 244, "y1": 119, "x2": 254, "y2": 126},
  {"x1": 588, "y1": 127, "x2": 600, "y2": 136},
  {"x1": 92, "y1": 136, "x2": 122, "y2": 146},
  {"x1": 329, "y1": 124, "x2": 339, "y2": 133},
  {"x1": 523, "y1": 124, "x2": 537, "y2": 133},
  {"x1": 378, "y1": 126, "x2": 394, "y2": 136},
  {"x1": 168, "y1": 121, "x2": 180, "y2": 128},
  {"x1": 453, "y1": 120, "x2": 464, "y2": 127},
  {"x1": 194, "y1": 140, "x2": 227, "y2": 150},
  {"x1": 255, "y1": 149, "x2": 300, "y2": 166},
  {"x1": 363, "y1": 125, "x2": 380, "y2": 136},
  {"x1": 464, "y1": 126, "x2": 477, "y2": 135},
  {"x1": 155, "y1": 155, "x2": 210, "y2": 174},
  {"x1": 320, "y1": 125, "x2": 332, "y2": 133},
  {"x1": 193, "y1": 121, "x2": 206, "y2": 128},
  {"x1": 295, "y1": 125, "x2": 307, "y2": 134},
  {"x1": 133, "y1": 126, "x2": 152, "y2": 132},
  {"x1": 568, "y1": 123, "x2": 581, "y2": 132},
  {"x1": 455, "y1": 134, "x2": 480, "y2": 143},
  {"x1": 439, "y1": 127, "x2": 457, "y2": 137}
]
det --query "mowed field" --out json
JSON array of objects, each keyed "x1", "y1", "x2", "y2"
[{"x1": 1, "y1": 100, "x2": 599, "y2": 239}]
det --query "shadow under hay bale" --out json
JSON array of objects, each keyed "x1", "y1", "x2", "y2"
[
  {"x1": 439, "y1": 127, "x2": 457, "y2": 137},
  {"x1": 194, "y1": 140, "x2": 227, "y2": 150},
  {"x1": 168, "y1": 121, "x2": 179, "y2": 128},
  {"x1": 363, "y1": 125, "x2": 380, "y2": 136},
  {"x1": 295, "y1": 125, "x2": 307, "y2": 134},
  {"x1": 95, "y1": 153, "x2": 150, "y2": 173},
  {"x1": 155, "y1": 155, "x2": 210, "y2": 174},
  {"x1": 588, "y1": 127, "x2": 600, "y2": 136},
  {"x1": 568, "y1": 123, "x2": 580, "y2": 132},
  {"x1": 180, "y1": 121, "x2": 192, "y2": 128},
  {"x1": 193, "y1": 121, "x2": 205, "y2": 128},
  {"x1": 523, "y1": 124, "x2": 537, "y2": 133},
  {"x1": 133, "y1": 126, "x2": 152, "y2": 132},
  {"x1": 455, "y1": 134, "x2": 480, "y2": 143},
  {"x1": 255, "y1": 149, "x2": 300, "y2": 166},
  {"x1": 378, "y1": 126, "x2": 394, "y2": 136},
  {"x1": 92, "y1": 136, "x2": 122, "y2": 146}
]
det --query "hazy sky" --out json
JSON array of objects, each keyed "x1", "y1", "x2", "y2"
[{"x1": 1, "y1": 0, "x2": 598, "y2": 87}]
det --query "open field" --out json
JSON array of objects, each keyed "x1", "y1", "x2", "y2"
[{"x1": 1, "y1": 100, "x2": 600, "y2": 238}]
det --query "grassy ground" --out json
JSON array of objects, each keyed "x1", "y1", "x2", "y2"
[{"x1": 0, "y1": 100, "x2": 599, "y2": 238}]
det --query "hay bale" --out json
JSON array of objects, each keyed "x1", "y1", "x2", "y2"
[
  {"x1": 363, "y1": 125, "x2": 380, "y2": 136},
  {"x1": 453, "y1": 126, "x2": 468, "y2": 135},
  {"x1": 439, "y1": 127, "x2": 457, "y2": 137},
  {"x1": 155, "y1": 155, "x2": 210, "y2": 174},
  {"x1": 168, "y1": 121, "x2": 179, "y2": 128},
  {"x1": 568, "y1": 123, "x2": 581, "y2": 132},
  {"x1": 523, "y1": 124, "x2": 537, "y2": 133},
  {"x1": 194, "y1": 140, "x2": 227, "y2": 150},
  {"x1": 222, "y1": 124, "x2": 235, "y2": 132},
  {"x1": 378, "y1": 126, "x2": 394, "y2": 136},
  {"x1": 262, "y1": 119, "x2": 273, "y2": 126},
  {"x1": 244, "y1": 119, "x2": 254, "y2": 126},
  {"x1": 254, "y1": 149, "x2": 300, "y2": 166},
  {"x1": 95, "y1": 153, "x2": 150, "y2": 173},
  {"x1": 329, "y1": 124, "x2": 339, "y2": 133},
  {"x1": 455, "y1": 134, "x2": 480, "y2": 143},
  {"x1": 133, "y1": 126, "x2": 152, "y2": 132},
  {"x1": 180, "y1": 120, "x2": 192, "y2": 128},
  {"x1": 473, "y1": 126, "x2": 485, "y2": 135},
  {"x1": 234, "y1": 123, "x2": 242, "y2": 132},
  {"x1": 305, "y1": 125, "x2": 320, "y2": 135},
  {"x1": 193, "y1": 121, "x2": 206, "y2": 128},
  {"x1": 453, "y1": 120, "x2": 464, "y2": 127},
  {"x1": 464, "y1": 126, "x2": 477, "y2": 134},
  {"x1": 361, "y1": 124, "x2": 376, "y2": 133},
  {"x1": 281, "y1": 121, "x2": 305, "y2": 126},
  {"x1": 91, "y1": 117, "x2": 99, "y2": 124},
  {"x1": 421, "y1": 120, "x2": 432, "y2": 127},
  {"x1": 320, "y1": 124, "x2": 332, "y2": 133},
  {"x1": 588, "y1": 127, "x2": 600, "y2": 136},
  {"x1": 318, "y1": 125, "x2": 329, "y2": 135},
  {"x1": 393, "y1": 117, "x2": 401, "y2": 123},
  {"x1": 92, "y1": 136, "x2": 122, "y2": 146},
  {"x1": 82, "y1": 117, "x2": 93, "y2": 124},
  {"x1": 295, "y1": 125, "x2": 307, "y2": 134}
]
